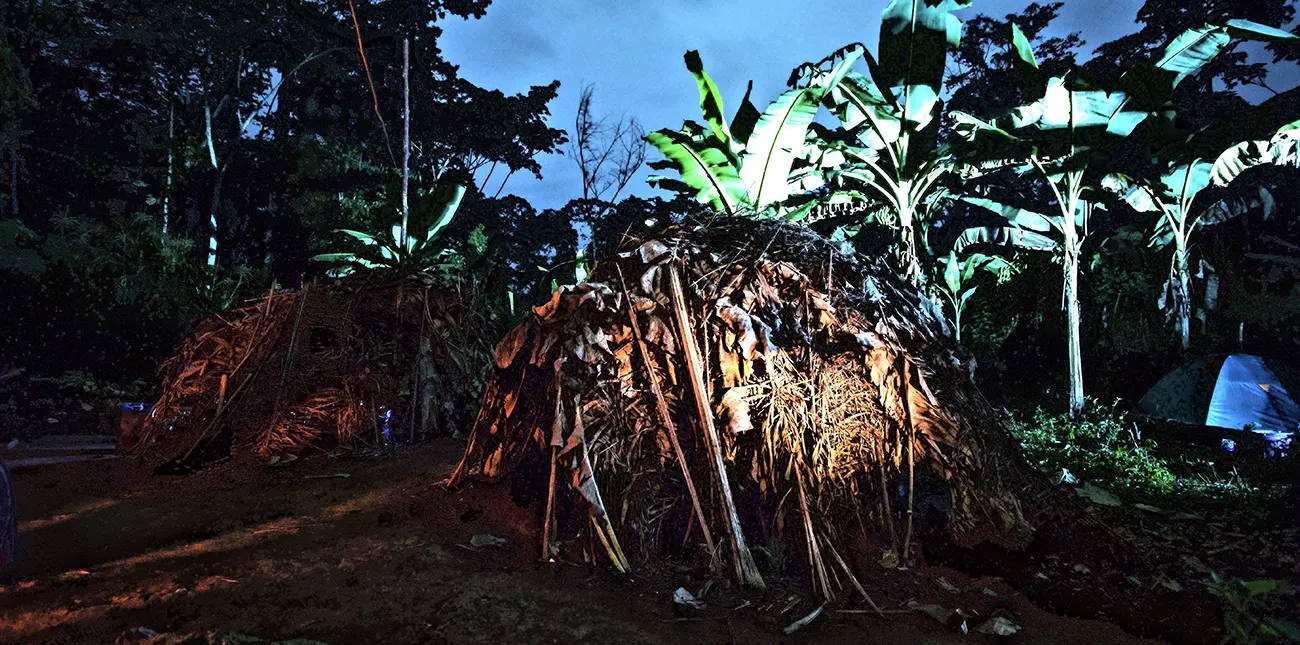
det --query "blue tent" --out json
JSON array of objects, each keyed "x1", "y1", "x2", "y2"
[{"x1": 1137, "y1": 354, "x2": 1299, "y2": 449}]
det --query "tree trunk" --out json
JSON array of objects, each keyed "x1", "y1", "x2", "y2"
[
  {"x1": 400, "y1": 38, "x2": 410, "y2": 248},
  {"x1": 8, "y1": 142, "x2": 16, "y2": 218},
  {"x1": 1065, "y1": 248, "x2": 1085, "y2": 419},
  {"x1": 163, "y1": 102, "x2": 174, "y2": 239},
  {"x1": 1172, "y1": 245, "x2": 1191, "y2": 352},
  {"x1": 208, "y1": 169, "x2": 224, "y2": 267},
  {"x1": 899, "y1": 223, "x2": 923, "y2": 287}
]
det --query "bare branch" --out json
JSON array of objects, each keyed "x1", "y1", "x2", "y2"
[{"x1": 566, "y1": 84, "x2": 646, "y2": 204}]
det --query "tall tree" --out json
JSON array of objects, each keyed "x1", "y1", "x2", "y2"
[{"x1": 950, "y1": 19, "x2": 1297, "y2": 417}]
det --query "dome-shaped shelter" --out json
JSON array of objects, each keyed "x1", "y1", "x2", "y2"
[
  {"x1": 450, "y1": 217, "x2": 1044, "y2": 595},
  {"x1": 1137, "y1": 354, "x2": 1300, "y2": 448}
]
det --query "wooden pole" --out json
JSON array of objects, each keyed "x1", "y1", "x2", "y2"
[
  {"x1": 615, "y1": 266, "x2": 718, "y2": 569},
  {"x1": 400, "y1": 38, "x2": 410, "y2": 249},
  {"x1": 666, "y1": 263, "x2": 765, "y2": 590}
]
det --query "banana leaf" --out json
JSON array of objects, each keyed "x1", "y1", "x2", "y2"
[
  {"x1": 952, "y1": 225, "x2": 1058, "y2": 256},
  {"x1": 958, "y1": 196, "x2": 1060, "y2": 233},
  {"x1": 426, "y1": 182, "x2": 467, "y2": 242},
  {"x1": 645, "y1": 128, "x2": 748, "y2": 215},
  {"x1": 739, "y1": 88, "x2": 821, "y2": 210},
  {"x1": 1123, "y1": 20, "x2": 1299, "y2": 110},
  {"x1": 731, "y1": 80, "x2": 762, "y2": 149},
  {"x1": 1210, "y1": 119, "x2": 1300, "y2": 186},
  {"x1": 740, "y1": 48, "x2": 862, "y2": 209},
  {"x1": 877, "y1": 0, "x2": 971, "y2": 130},
  {"x1": 684, "y1": 50, "x2": 734, "y2": 160}
]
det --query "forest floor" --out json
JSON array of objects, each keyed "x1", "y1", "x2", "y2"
[{"x1": 0, "y1": 441, "x2": 1170, "y2": 645}]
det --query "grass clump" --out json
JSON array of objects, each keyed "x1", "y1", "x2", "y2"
[
  {"x1": 1009, "y1": 398, "x2": 1176, "y2": 498},
  {"x1": 1006, "y1": 398, "x2": 1282, "y2": 504}
]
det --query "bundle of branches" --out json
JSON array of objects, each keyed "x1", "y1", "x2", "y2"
[
  {"x1": 450, "y1": 217, "x2": 1045, "y2": 597},
  {"x1": 136, "y1": 274, "x2": 494, "y2": 472}
]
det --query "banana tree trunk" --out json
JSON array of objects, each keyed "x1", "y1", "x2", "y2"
[
  {"x1": 1064, "y1": 248, "x2": 1085, "y2": 419},
  {"x1": 208, "y1": 169, "x2": 224, "y2": 267},
  {"x1": 1172, "y1": 244, "x2": 1191, "y2": 351},
  {"x1": 163, "y1": 102, "x2": 174, "y2": 240},
  {"x1": 900, "y1": 223, "x2": 923, "y2": 286}
]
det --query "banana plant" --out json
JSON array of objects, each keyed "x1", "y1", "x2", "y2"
[
  {"x1": 312, "y1": 181, "x2": 467, "y2": 277},
  {"x1": 786, "y1": 0, "x2": 973, "y2": 286},
  {"x1": 948, "y1": 19, "x2": 1295, "y2": 417},
  {"x1": 936, "y1": 248, "x2": 1019, "y2": 344},
  {"x1": 1104, "y1": 118, "x2": 1300, "y2": 350},
  {"x1": 644, "y1": 47, "x2": 862, "y2": 219}
]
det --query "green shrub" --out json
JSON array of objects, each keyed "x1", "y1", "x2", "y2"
[
  {"x1": 1009, "y1": 398, "x2": 1177, "y2": 498},
  {"x1": 1207, "y1": 574, "x2": 1300, "y2": 645}
]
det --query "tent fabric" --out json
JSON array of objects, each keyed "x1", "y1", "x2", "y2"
[{"x1": 1138, "y1": 354, "x2": 1300, "y2": 443}]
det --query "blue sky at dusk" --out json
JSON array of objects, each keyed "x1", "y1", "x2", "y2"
[{"x1": 438, "y1": 0, "x2": 1299, "y2": 210}]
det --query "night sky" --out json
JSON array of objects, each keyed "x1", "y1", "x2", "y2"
[{"x1": 439, "y1": 0, "x2": 1300, "y2": 210}]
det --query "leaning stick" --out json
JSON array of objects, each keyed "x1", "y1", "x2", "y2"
[
  {"x1": 591, "y1": 516, "x2": 627, "y2": 573},
  {"x1": 666, "y1": 263, "x2": 765, "y2": 590},
  {"x1": 615, "y1": 266, "x2": 718, "y2": 569},
  {"x1": 540, "y1": 380, "x2": 565, "y2": 561},
  {"x1": 540, "y1": 445, "x2": 558, "y2": 561},
  {"x1": 822, "y1": 522, "x2": 884, "y2": 617},
  {"x1": 899, "y1": 358, "x2": 916, "y2": 564}
]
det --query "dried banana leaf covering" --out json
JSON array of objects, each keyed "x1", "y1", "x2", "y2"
[
  {"x1": 452, "y1": 217, "x2": 1039, "y2": 595},
  {"x1": 141, "y1": 275, "x2": 493, "y2": 471}
]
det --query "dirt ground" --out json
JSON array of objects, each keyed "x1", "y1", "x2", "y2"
[{"x1": 0, "y1": 442, "x2": 1163, "y2": 645}]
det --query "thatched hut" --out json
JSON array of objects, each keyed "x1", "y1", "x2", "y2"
[
  {"x1": 135, "y1": 275, "x2": 495, "y2": 472},
  {"x1": 450, "y1": 217, "x2": 1043, "y2": 596}
]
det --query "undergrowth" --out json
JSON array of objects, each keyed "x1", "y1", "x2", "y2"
[{"x1": 1006, "y1": 398, "x2": 1284, "y2": 505}]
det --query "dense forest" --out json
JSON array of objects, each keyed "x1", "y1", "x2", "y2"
[
  {"x1": 1, "y1": 1, "x2": 1297, "y2": 412},
  {"x1": 2, "y1": 1, "x2": 1300, "y2": 644}
]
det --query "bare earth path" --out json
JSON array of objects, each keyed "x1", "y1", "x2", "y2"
[{"x1": 0, "y1": 441, "x2": 1159, "y2": 644}]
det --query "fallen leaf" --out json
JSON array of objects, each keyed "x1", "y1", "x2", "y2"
[
  {"x1": 1076, "y1": 483, "x2": 1122, "y2": 507},
  {"x1": 879, "y1": 550, "x2": 899, "y2": 569},
  {"x1": 783, "y1": 604, "x2": 824, "y2": 634},
  {"x1": 469, "y1": 534, "x2": 507, "y2": 548},
  {"x1": 976, "y1": 616, "x2": 1020, "y2": 636},
  {"x1": 673, "y1": 587, "x2": 705, "y2": 610},
  {"x1": 935, "y1": 576, "x2": 961, "y2": 593}
]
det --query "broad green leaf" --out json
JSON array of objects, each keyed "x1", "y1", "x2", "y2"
[
  {"x1": 739, "y1": 88, "x2": 821, "y2": 209},
  {"x1": 337, "y1": 229, "x2": 381, "y2": 246},
  {"x1": 961, "y1": 254, "x2": 979, "y2": 282},
  {"x1": 684, "y1": 50, "x2": 732, "y2": 152},
  {"x1": 427, "y1": 182, "x2": 467, "y2": 240},
  {"x1": 959, "y1": 197, "x2": 1057, "y2": 233},
  {"x1": 959, "y1": 287, "x2": 977, "y2": 306},
  {"x1": 1210, "y1": 118, "x2": 1300, "y2": 186},
  {"x1": 310, "y1": 252, "x2": 357, "y2": 263},
  {"x1": 731, "y1": 80, "x2": 762, "y2": 147},
  {"x1": 1102, "y1": 173, "x2": 1160, "y2": 213},
  {"x1": 1262, "y1": 618, "x2": 1300, "y2": 642},
  {"x1": 943, "y1": 249, "x2": 961, "y2": 294},
  {"x1": 1159, "y1": 162, "x2": 1212, "y2": 203},
  {"x1": 878, "y1": 0, "x2": 970, "y2": 130},
  {"x1": 1009, "y1": 22, "x2": 1039, "y2": 69},
  {"x1": 826, "y1": 73, "x2": 901, "y2": 147},
  {"x1": 1123, "y1": 21, "x2": 1299, "y2": 110},
  {"x1": 952, "y1": 225, "x2": 1058, "y2": 256},
  {"x1": 1018, "y1": 77, "x2": 1147, "y2": 136},
  {"x1": 1196, "y1": 185, "x2": 1276, "y2": 229},
  {"x1": 645, "y1": 128, "x2": 748, "y2": 214},
  {"x1": 1241, "y1": 579, "x2": 1283, "y2": 596},
  {"x1": 1162, "y1": 21, "x2": 1298, "y2": 89}
]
